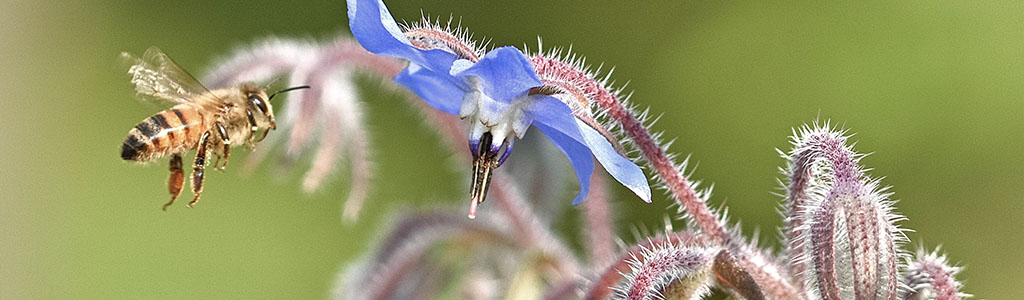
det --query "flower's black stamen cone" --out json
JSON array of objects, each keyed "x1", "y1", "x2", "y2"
[{"x1": 469, "y1": 132, "x2": 500, "y2": 219}]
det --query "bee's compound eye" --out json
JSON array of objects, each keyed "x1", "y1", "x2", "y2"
[{"x1": 248, "y1": 94, "x2": 268, "y2": 115}]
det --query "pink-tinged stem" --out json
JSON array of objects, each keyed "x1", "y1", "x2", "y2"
[
  {"x1": 367, "y1": 243, "x2": 427, "y2": 300},
  {"x1": 624, "y1": 112, "x2": 729, "y2": 241},
  {"x1": 285, "y1": 38, "x2": 403, "y2": 149},
  {"x1": 782, "y1": 138, "x2": 816, "y2": 291},
  {"x1": 340, "y1": 127, "x2": 373, "y2": 221},
  {"x1": 713, "y1": 250, "x2": 767, "y2": 300},
  {"x1": 202, "y1": 39, "x2": 316, "y2": 89},
  {"x1": 369, "y1": 211, "x2": 516, "y2": 266},
  {"x1": 585, "y1": 231, "x2": 708, "y2": 300},
  {"x1": 532, "y1": 55, "x2": 804, "y2": 299},
  {"x1": 784, "y1": 129, "x2": 861, "y2": 248},
  {"x1": 301, "y1": 111, "x2": 343, "y2": 191},
  {"x1": 787, "y1": 127, "x2": 904, "y2": 299},
  {"x1": 488, "y1": 176, "x2": 537, "y2": 245},
  {"x1": 363, "y1": 215, "x2": 516, "y2": 300},
  {"x1": 583, "y1": 166, "x2": 615, "y2": 268},
  {"x1": 325, "y1": 38, "x2": 406, "y2": 78},
  {"x1": 530, "y1": 55, "x2": 729, "y2": 245},
  {"x1": 286, "y1": 39, "x2": 401, "y2": 157},
  {"x1": 733, "y1": 247, "x2": 803, "y2": 300},
  {"x1": 489, "y1": 173, "x2": 580, "y2": 279},
  {"x1": 625, "y1": 246, "x2": 716, "y2": 300}
]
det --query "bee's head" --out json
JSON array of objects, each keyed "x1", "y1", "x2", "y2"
[
  {"x1": 241, "y1": 84, "x2": 309, "y2": 130},
  {"x1": 243, "y1": 86, "x2": 274, "y2": 129}
]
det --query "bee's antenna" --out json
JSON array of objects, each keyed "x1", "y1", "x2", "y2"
[{"x1": 268, "y1": 85, "x2": 311, "y2": 101}]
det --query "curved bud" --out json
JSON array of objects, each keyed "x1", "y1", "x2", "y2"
[{"x1": 785, "y1": 123, "x2": 903, "y2": 300}]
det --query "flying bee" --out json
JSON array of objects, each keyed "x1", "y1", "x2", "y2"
[{"x1": 119, "y1": 46, "x2": 308, "y2": 210}]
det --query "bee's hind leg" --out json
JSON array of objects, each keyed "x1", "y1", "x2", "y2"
[
  {"x1": 214, "y1": 121, "x2": 231, "y2": 171},
  {"x1": 163, "y1": 154, "x2": 184, "y2": 210},
  {"x1": 188, "y1": 131, "x2": 211, "y2": 208}
]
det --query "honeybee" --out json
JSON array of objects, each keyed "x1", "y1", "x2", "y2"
[{"x1": 119, "y1": 46, "x2": 308, "y2": 210}]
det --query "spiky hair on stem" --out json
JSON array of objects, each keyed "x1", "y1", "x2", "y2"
[
  {"x1": 613, "y1": 242, "x2": 718, "y2": 300},
  {"x1": 903, "y1": 247, "x2": 970, "y2": 300},
  {"x1": 333, "y1": 210, "x2": 521, "y2": 300},
  {"x1": 196, "y1": 1, "x2": 975, "y2": 297},
  {"x1": 526, "y1": 41, "x2": 813, "y2": 299},
  {"x1": 525, "y1": 43, "x2": 630, "y2": 154},
  {"x1": 587, "y1": 231, "x2": 710, "y2": 300},
  {"x1": 780, "y1": 122, "x2": 908, "y2": 300},
  {"x1": 400, "y1": 15, "x2": 487, "y2": 62},
  {"x1": 523, "y1": 39, "x2": 748, "y2": 250}
]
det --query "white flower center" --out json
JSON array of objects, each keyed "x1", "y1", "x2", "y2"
[{"x1": 459, "y1": 77, "x2": 532, "y2": 149}]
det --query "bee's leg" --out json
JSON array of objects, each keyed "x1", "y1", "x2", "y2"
[
  {"x1": 214, "y1": 122, "x2": 231, "y2": 170},
  {"x1": 163, "y1": 154, "x2": 184, "y2": 211},
  {"x1": 256, "y1": 126, "x2": 270, "y2": 143},
  {"x1": 211, "y1": 154, "x2": 222, "y2": 170},
  {"x1": 252, "y1": 109, "x2": 271, "y2": 144},
  {"x1": 188, "y1": 131, "x2": 211, "y2": 208},
  {"x1": 245, "y1": 109, "x2": 259, "y2": 148}
]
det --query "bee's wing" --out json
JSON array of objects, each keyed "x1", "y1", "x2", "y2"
[{"x1": 120, "y1": 46, "x2": 212, "y2": 104}]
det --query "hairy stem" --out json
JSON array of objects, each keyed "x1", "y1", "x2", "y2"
[
  {"x1": 783, "y1": 126, "x2": 862, "y2": 288},
  {"x1": 532, "y1": 55, "x2": 804, "y2": 299},
  {"x1": 530, "y1": 55, "x2": 729, "y2": 244},
  {"x1": 359, "y1": 212, "x2": 517, "y2": 300},
  {"x1": 584, "y1": 166, "x2": 616, "y2": 268},
  {"x1": 623, "y1": 245, "x2": 716, "y2": 300},
  {"x1": 585, "y1": 231, "x2": 708, "y2": 300}
]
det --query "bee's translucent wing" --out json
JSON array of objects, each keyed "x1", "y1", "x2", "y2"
[{"x1": 120, "y1": 46, "x2": 212, "y2": 104}]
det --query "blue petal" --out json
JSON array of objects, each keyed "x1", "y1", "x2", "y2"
[
  {"x1": 346, "y1": 0, "x2": 460, "y2": 79},
  {"x1": 534, "y1": 121, "x2": 594, "y2": 205},
  {"x1": 394, "y1": 63, "x2": 463, "y2": 114},
  {"x1": 453, "y1": 47, "x2": 542, "y2": 102},
  {"x1": 574, "y1": 118, "x2": 652, "y2": 203},
  {"x1": 528, "y1": 95, "x2": 652, "y2": 204}
]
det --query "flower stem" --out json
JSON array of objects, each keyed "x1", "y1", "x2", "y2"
[
  {"x1": 585, "y1": 231, "x2": 708, "y2": 300},
  {"x1": 530, "y1": 54, "x2": 805, "y2": 299},
  {"x1": 583, "y1": 165, "x2": 615, "y2": 268}
]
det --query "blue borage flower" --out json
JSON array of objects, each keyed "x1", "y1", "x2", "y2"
[{"x1": 347, "y1": 0, "x2": 651, "y2": 217}]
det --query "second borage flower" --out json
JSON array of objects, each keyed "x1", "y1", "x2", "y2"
[{"x1": 347, "y1": 0, "x2": 651, "y2": 218}]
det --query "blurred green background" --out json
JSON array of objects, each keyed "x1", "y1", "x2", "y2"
[{"x1": 1, "y1": 0, "x2": 1021, "y2": 298}]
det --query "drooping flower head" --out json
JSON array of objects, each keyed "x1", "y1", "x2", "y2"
[{"x1": 347, "y1": 0, "x2": 651, "y2": 218}]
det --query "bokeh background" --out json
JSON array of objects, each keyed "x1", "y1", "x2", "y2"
[{"x1": 2, "y1": 0, "x2": 1021, "y2": 298}]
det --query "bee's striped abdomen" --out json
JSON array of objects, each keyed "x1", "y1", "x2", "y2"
[{"x1": 121, "y1": 105, "x2": 206, "y2": 161}]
